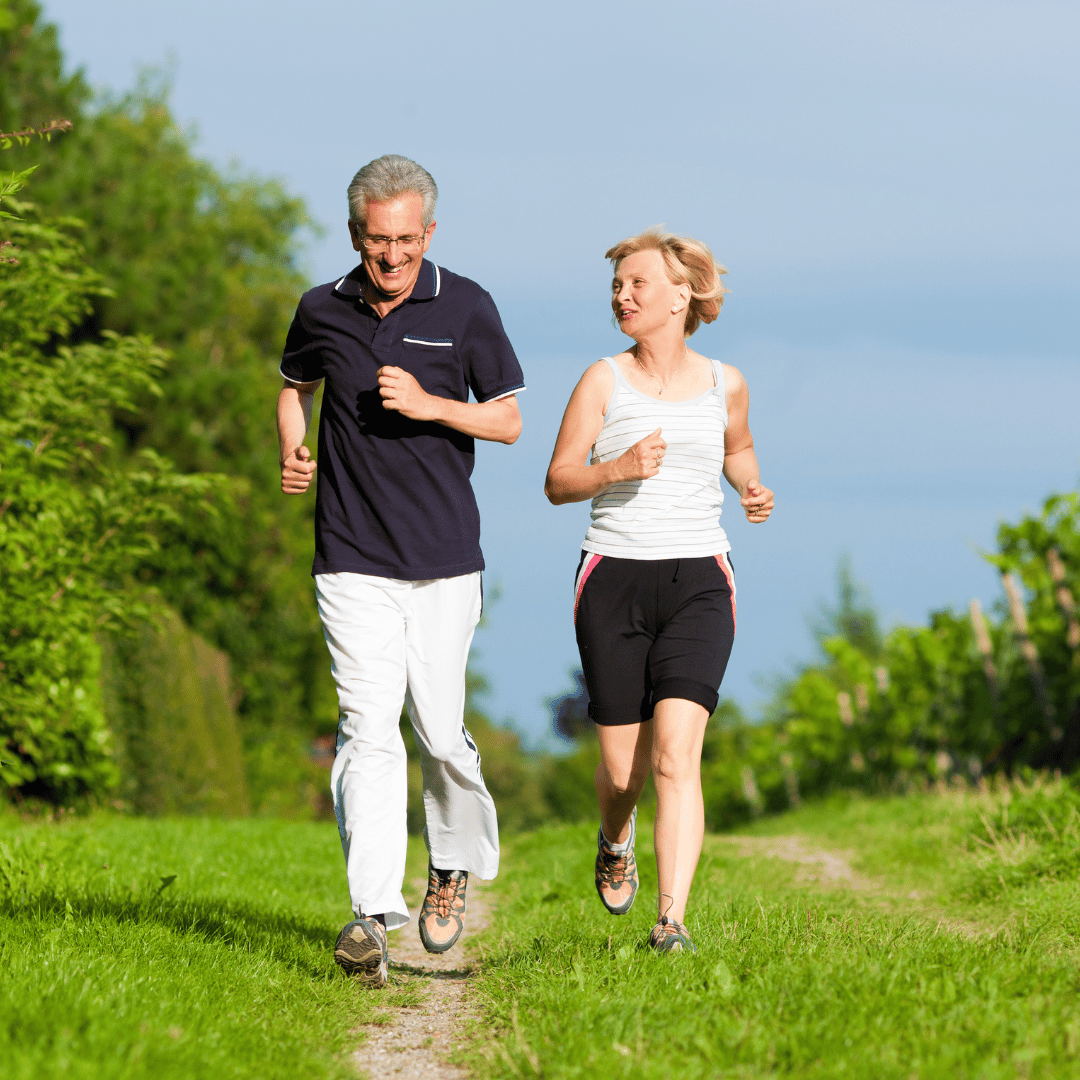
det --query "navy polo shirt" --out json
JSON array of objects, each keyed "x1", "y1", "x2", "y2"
[{"x1": 280, "y1": 259, "x2": 525, "y2": 581}]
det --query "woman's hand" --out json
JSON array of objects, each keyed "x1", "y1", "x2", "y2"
[
  {"x1": 740, "y1": 478, "x2": 774, "y2": 522},
  {"x1": 616, "y1": 428, "x2": 666, "y2": 482}
]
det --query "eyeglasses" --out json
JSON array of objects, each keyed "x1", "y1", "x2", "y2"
[{"x1": 357, "y1": 233, "x2": 426, "y2": 253}]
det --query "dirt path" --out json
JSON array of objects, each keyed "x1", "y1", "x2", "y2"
[
  {"x1": 716, "y1": 834, "x2": 989, "y2": 938},
  {"x1": 351, "y1": 880, "x2": 491, "y2": 1080},
  {"x1": 721, "y1": 834, "x2": 880, "y2": 893}
]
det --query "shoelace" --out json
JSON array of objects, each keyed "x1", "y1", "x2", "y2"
[
  {"x1": 653, "y1": 915, "x2": 688, "y2": 940},
  {"x1": 598, "y1": 846, "x2": 631, "y2": 885},
  {"x1": 430, "y1": 872, "x2": 463, "y2": 919}
]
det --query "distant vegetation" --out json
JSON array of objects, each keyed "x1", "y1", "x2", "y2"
[{"x1": 694, "y1": 496, "x2": 1080, "y2": 829}]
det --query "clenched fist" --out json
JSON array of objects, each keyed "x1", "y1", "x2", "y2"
[
  {"x1": 378, "y1": 366, "x2": 442, "y2": 422},
  {"x1": 281, "y1": 445, "x2": 316, "y2": 494},
  {"x1": 740, "y1": 478, "x2": 774, "y2": 522},
  {"x1": 617, "y1": 427, "x2": 666, "y2": 482}
]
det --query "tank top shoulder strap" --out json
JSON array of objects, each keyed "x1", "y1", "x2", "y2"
[
  {"x1": 599, "y1": 356, "x2": 626, "y2": 416},
  {"x1": 600, "y1": 356, "x2": 624, "y2": 383},
  {"x1": 710, "y1": 357, "x2": 726, "y2": 396}
]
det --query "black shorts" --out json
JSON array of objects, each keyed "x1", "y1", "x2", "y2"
[{"x1": 573, "y1": 551, "x2": 736, "y2": 726}]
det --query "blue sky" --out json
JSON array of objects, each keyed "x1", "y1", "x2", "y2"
[{"x1": 44, "y1": 0, "x2": 1080, "y2": 742}]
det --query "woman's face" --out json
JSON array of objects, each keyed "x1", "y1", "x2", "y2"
[{"x1": 611, "y1": 249, "x2": 685, "y2": 339}]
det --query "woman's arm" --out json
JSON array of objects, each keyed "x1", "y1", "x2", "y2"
[
  {"x1": 722, "y1": 365, "x2": 774, "y2": 522},
  {"x1": 544, "y1": 361, "x2": 666, "y2": 505}
]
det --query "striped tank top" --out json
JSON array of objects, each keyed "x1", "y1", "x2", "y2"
[{"x1": 582, "y1": 355, "x2": 730, "y2": 560}]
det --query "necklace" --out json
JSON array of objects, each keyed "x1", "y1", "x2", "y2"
[{"x1": 635, "y1": 346, "x2": 689, "y2": 397}]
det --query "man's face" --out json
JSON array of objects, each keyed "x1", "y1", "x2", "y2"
[{"x1": 350, "y1": 193, "x2": 435, "y2": 303}]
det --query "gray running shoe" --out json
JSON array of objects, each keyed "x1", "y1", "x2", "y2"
[
  {"x1": 334, "y1": 916, "x2": 388, "y2": 986},
  {"x1": 595, "y1": 809, "x2": 638, "y2": 915},
  {"x1": 648, "y1": 915, "x2": 697, "y2": 954},
  {"x1": 418, "y1": 864, "x2": 468, "y2": 954}
]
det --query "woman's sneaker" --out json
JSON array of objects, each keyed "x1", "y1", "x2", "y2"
[
  {"x1": 647, "y1": 915, "x2": 697, "y2": 954},
  {"x1": 418, "y1": 864, "x2": 468, "y2": 953},
  {"x1": 595, "y1": 809, "x2": 638, "y2": 915},
  {"x1": 334, "y1": 915, "x2": 388, "y2": 986}
]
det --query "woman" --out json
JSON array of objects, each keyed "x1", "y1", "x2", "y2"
[{"x1": 544, "y1": 228, "x2": 774, "y2": 954}]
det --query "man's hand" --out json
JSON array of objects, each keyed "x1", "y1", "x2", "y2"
[
  {"x1": 740, "y1": 478, "x2": 774, "y2": 523},
  {"x1": 281, "y1": 445, "x2": 316, "y2": 494},
  {"x1": 377, "y1": 366, "x2": 443, "y2": 422}
]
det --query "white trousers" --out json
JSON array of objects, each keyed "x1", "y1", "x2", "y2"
[{"x1": 315, "y1": 571, "x2": 500, "y2": 931}]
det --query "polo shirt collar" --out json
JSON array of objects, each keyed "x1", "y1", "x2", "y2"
[{"x1": 333, "y1": 259, "x2": 441, "y2": 303}]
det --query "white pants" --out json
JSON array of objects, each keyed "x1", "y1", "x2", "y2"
[{"x1": 316, "y1": 571, "x2": 500, "y2": 931}]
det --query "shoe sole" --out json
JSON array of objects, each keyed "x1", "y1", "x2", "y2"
[{"x1": 334, "y1": 939, "x2": 387, "y2": 986}]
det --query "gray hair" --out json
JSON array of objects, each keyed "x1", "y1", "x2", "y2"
[{"x1": 347, "y1": 154, "x2": 438, "y2": 228}]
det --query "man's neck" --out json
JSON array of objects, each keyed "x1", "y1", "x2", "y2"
[{"x1": 361, "y1": 277, "x2": 414, "y2": 319}]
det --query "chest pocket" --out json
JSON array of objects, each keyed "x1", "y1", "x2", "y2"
[
  {"x1": 400, "y1": 335, "x2": 464, "y2": 400},
  {"x1": 402, "y1": 336, "x2": 454, "y2": 348}
]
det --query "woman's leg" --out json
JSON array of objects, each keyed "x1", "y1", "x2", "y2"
[
  {"x1": 594, "y1": 722, "x2": 652, "y2": 844},
  {"x1": 651, "y1": 697, "x2": 710, "y2": 923}
]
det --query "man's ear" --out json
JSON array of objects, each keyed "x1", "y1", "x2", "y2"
[{"x1": 349, "y1": 220, "x2": 362, "y2": 252}]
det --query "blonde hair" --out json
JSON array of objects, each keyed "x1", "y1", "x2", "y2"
[{"x1": 605, "y1": 227, "x2": 728, "y2": 337}]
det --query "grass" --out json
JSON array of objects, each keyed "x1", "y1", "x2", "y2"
[
  {"x1": 0, "y1": 812, "x2": 429, "y2": 1079},
  {"x1": 6, "y1": 778, "x2": 1080, "y2": 1078},
  {"x1": 471, "y1": 778, "x2": 1080, "y2": 1079}
]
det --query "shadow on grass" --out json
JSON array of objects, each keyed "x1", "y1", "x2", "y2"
[{"x1": 1, "y1": 890, "x2": 337, "y2": 977}]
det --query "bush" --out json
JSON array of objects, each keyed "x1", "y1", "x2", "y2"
[{"x1": 0, "y1": 168, "x2": 237, "y2": 806}]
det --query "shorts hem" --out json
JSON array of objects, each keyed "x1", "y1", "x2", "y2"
[
  {"x1": 652, "y1": 677, "x2": 719, "y2": 716},
  {"x1": 588, "y1": 702, "x2": 650, "y2": 726},
  {"x1": 587, "y1": 678, "x2": 719, "y2": 726}
]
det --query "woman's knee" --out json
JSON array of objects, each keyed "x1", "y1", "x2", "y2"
[
  {"x1": 652, "y1": 746, "x2": 699, "y2": 785},
  {"x1": 598, "y1": 758, "x2": 648, "y2": 799}
]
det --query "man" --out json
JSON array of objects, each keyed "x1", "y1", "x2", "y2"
[{"x1": 277, "y1": 154, "x2": 524, "y2": 987}]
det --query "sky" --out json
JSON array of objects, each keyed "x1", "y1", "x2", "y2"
[{"x1": 43, "y1": 0, "x2": 1080, "y2": 743}]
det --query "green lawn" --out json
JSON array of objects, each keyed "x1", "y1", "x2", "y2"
[
  {"x1": 472, "y1": 780, "x2": 1080, "y2": 1079},
  {"x1": 0, "y1": 813, "x2": 427, "y2": 1079},
  {"x1": 5, "y1": 780, "x2": 1080, "y2": 1078}
]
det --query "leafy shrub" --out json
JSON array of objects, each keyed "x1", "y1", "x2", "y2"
[{"x1": 0, "y1": 173, "x2": 235, "y2": 805}]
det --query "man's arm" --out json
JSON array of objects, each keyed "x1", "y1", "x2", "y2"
[
  {"x1": 278, "y1": 379, "x2": 322, "y2": 493},
  {"x1": 376, "y1": 366, "x2": 521, "y2": 444}
]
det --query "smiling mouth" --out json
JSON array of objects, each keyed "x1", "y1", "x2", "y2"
[{"x1": 618, "y1": 309, "x2": 637, "y2": 320}]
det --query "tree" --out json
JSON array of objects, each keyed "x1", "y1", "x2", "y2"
[
  {"x1": 0, "y1": 162, "x2": 237, "y2": 804},
  {"x1": 808, "y1": 554, "x2": 884, "y2": 660},
  {"x1": 1, "y1": 3, "x2": 337, "y2": 809}
]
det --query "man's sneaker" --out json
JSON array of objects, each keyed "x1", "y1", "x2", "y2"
[
  {"x1": 595, "y1": 810, "x2": 638, "y2": 915},
  {"x1": 334, "y1": 916, "x2": 388, "y2": 986},
  {"x1": 418, "y1": 864, "x2": 468, "y2": 954},
  {"x1": 647, "y1": 915, "x2": 697, "y2": 954}
]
